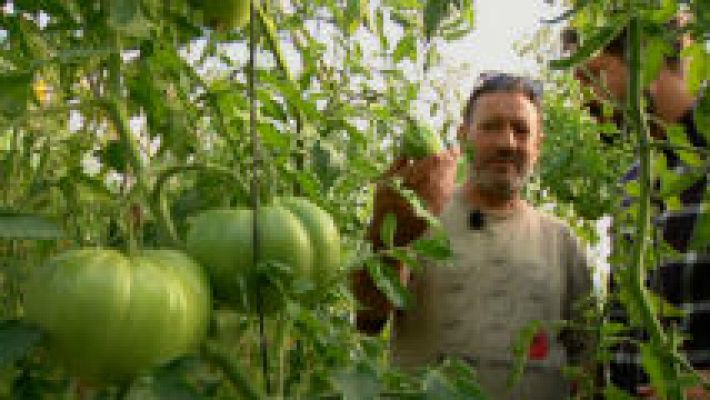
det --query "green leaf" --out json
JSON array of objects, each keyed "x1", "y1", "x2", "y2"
[
  {"x1": 365, "y1": 258, "x2": 409, "y2": 308},
  {"x1": 695, "y1": 92, "x2": 710, "y2": 145},
  {"x1": 423, "y1": 0, "x2": 447, "y2": 40},
  {"x1": 393, "y1": 33, "x2": 417, "y2": 63},
  {"x1": 0, "y1": 320, "x2": 43, "y2": 367},
  {"x1": 108, "y1": 0, "x2": 152, "y2": 37},
  {"x1": 345, "y1": 0, "x2": 371, "y2": 34},
  {"x1": 603, "y1": 385, "x2": 637, "y2": 400},
  {"x1": 360, "y1": 0, "x2": 373, "y2": 32},
  {"x1": 0, "y1": 213, "x2": 65, "y2": 240},
  {"x1": 423, "y1": 370, "x2": 458, "y2": 399},
  {"x1": 690, "y1": 191, "x2": 710, "y2": 251},
  {"x1": 443, "y1": 26, "x2": 473, "y2": 41},
  {"x1": 0, "y1": 72, "x2": 32, "y2": 115},
  {"x1": 380, "y1": 212, "x2": 397, "y2": 249},
  {"x1": 257, "y1": 5, "x2": 294, "y2": 82},
  {"x1": 438, "y1": 358, "x2": 487, "y2": 399},
  {"x1": 642, "y1": 37, "x2": 670, "y2": 87},
  {"x1": 549, "y1": 23, "x2": 626, "y2": 70},
  {"x1": 639, "y1": 342, "x2": 667, "y2": 398},
  {"x1": 647, "y1": 291, "x2": 685, "y2": 318},
  {"x1": 682, "y1": 43, "x2": 710, "y2": 95},
  {"x1": 659, "y1": 168, "x2": 704, "y2": 198},
  {"x1": 625, "y1": 181, "x2": 640, "y2": 198},
  {"x1": 99, "y1": 140, "x2": 129, "y2": 172},
  {"x1": 507, "y1": 320, "x2": 541, "y2": 389},
  {"x1": 376, "y1": 9, "x2": 387, "y2": 48},
  {"x1": 461, "y1": 0, "x2": 474, "y2": 26},
  {"x1": 665, "y1": 124, "x2": 702, "y2": 167},
  {"x1": 388, "y1": 179, "x2": 440, "y2": 230},
  {"x1": 388, "y1": 248, "x2": 419, "y2": 268},
  {"x1": 412, "y1": 235, "x2": 452, "y2": 260}
]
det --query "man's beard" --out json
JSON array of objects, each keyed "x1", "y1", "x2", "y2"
[{"x1": 468, "y1": 150, "x2": 533, "y2": 200}]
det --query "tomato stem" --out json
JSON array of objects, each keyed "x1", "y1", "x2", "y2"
[
  {"x1": 149, "y1": 164, "x2": 247, "y2": 248},
  {"x1": 627, "y1": 12, "x2": 683, "y2": 399},
  {"x1": 247, "y1": 0, "x2": 270, "y2": 395}
]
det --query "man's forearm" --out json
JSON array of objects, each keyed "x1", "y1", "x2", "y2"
[
  {"x1": 352, "y1": 151, "x2": 456, "y2": 335},
  {"x1": 352, "y1": 196, "x2": 422, "y2": 335},
  {"x1": 351, "y1": 265, "x2": 397, "y2": 335}
]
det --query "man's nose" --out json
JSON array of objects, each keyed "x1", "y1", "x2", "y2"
[{"x1": 493, "y1": 126, "x2": 516, "y2": 149}]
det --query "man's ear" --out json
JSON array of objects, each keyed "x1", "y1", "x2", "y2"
[{"x1": 457, "y1": 123, "x2": 468, "y2": 143}]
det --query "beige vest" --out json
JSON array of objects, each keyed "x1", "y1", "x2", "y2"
[{"x1": 392, "y1": 188, "x2": 591, "y2": 400}]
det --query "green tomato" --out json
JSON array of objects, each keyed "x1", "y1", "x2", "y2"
[
  {"x1": 201, "y1": 0, "x2": 251, "y2": 31},
  {"x1": 185, "y1": 199, "x2": 341, "y2": 311},
  {"x1": 277, "y1": 197, "x2": 341, "y2": 293},
  {"x1": 186, "y1": 206, "x2": 313, "y2": 312},
  {"x1": 400, "y1": 123, "x2": 442, "y2": 159},
  {"x1": 24, "y1": 249, "x2": 211, "y2": 385}
]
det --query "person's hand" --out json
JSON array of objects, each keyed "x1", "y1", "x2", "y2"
[
  {"x1": 392, "y1": 147, "x2": 461, "y2": 216},
  {"x1": 368, "y1": 147, "x2": 460, "y2": 248}
]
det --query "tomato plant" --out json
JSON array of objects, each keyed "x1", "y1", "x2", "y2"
[{"x1": 0, "y1": 0, "x2": 705, "y2": 398}]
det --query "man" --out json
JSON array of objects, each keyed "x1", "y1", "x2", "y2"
[
  {"x1": 352, "y1": 73, "x2": 594, "y2": 399},
  {"x1": 566, "y1": 19, "x2": 710, "y2": 398}
]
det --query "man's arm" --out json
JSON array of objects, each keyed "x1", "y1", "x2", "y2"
[{"x1": 352, "y1": 150, "x2": 459, "y2": 335}]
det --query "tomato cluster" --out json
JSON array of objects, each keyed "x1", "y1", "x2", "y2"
[{"x1": 23, "y1": 197, "x2": 340, "y2": 384}]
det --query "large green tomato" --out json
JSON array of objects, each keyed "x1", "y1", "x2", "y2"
[
  {"x1": 186, "y1": 206, "x2": 312, "y2": 312},
  {"x1": 24, "y1": 249, "x2": 211, "y2": 385},
  {"x1": 277, "y1": 197, "x2": 341, "y2": 292},
  {"x1": 185, "y1": 199, "x2": 340, "y2": 311},
  {"x1": 401, "y1": 122, "x2": 442, "y2": 159},
  {"x1": 201, "y1": 0, "x2": 251, "y2": 31}
]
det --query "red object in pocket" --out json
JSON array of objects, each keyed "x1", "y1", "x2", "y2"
[{"x1": 528, "y1": 329, "x2": 549, "y2": 360}]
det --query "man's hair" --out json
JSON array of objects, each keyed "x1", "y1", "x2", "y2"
[
  {"x1": 462, "y1": 72, "x2": 543, "y2": 127},
  {"x1": 562, "y1": 16, "x2": 687, "y2": 67}
]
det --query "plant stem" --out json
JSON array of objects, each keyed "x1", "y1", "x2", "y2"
[
  {"x1": 149, "y1": 164, "x2": 247, "y2": 248},
  {"x1": 248, "y1": 0, "x2": 270, "y2": 394},
  {"x1": 275, "y1": 314, "x2": 290, "y2": 398},
  {"x1": 104, "y1": 31, "x2": 147, "y2": 256},
  {"x1": 627, "y1": 13, "x2": 683, "y2": 400}
]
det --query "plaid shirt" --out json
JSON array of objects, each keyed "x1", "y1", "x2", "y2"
[{"x1": 609, "y1": 106, "x2": 710, "y2": 393}]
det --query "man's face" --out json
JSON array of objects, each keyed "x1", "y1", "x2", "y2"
[
  {"x1": 575, "y1": 52, "x2": 628, "y2": 118},
  {"x1": 462, "y1": 91, "x2": 542, "y2": 198}
]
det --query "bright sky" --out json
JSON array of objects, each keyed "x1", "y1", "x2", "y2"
[{"x1": 440, "y1": 0, "x2": 565, "y2": 88}]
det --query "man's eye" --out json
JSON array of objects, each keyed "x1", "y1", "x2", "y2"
[
  {"x1": 480, "y1": 121, "x2": 500, "y2": 131},
  {"x1": 513, "y1": 123, "x2": 530, "y2": 136}
]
